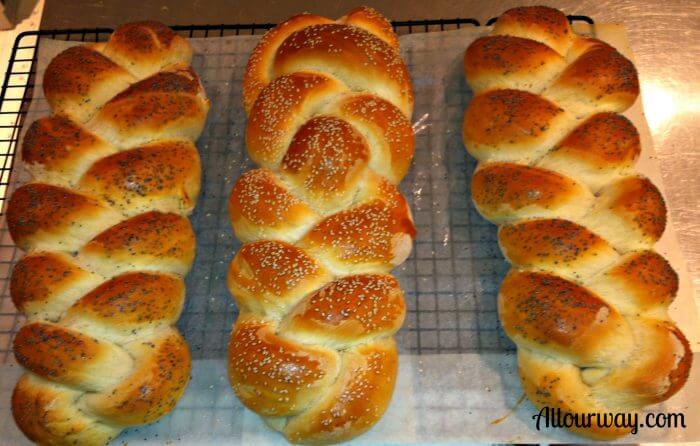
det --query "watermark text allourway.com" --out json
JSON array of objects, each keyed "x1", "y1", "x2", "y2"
[{"x1": 532, "y1": 407, "x2": 686, "y2": 434}]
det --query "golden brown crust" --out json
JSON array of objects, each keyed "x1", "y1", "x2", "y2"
[
  {"x1": 108, "y1": 66, "x2": 201, "y2": 102},
  {"x1": 246, "y1": 72, "x2": 346, "y2": 168},
  {"x1": 606, "y1": 176, "x2": 666, "y2": 241},
  {"x1": 498, "y1": 218, "x2": 618, "y2": 281},
  {"x1": 608, "y1": 251, "x2": 678, "y2": 308},
  {"x1": 301, "y1": 198, "x2": 415, "y2": 273},
  {"x1": 464, "y1": 35, "x2": 565, "y2": 93},
  {"x1": 546, "y1": 40, "x2": 639, "y2": 114},
  {"x1": 463, "y1": 89, "x2": 571, "y2": 163},
  {"x1": 274, "y1": 23, "x2": 413, "y2": 117},
  {"x1": 11, "y1": 20, "x2": 201, "y2": 446},
  {"x1": 22, "y1": 115, "x2": 95, "y2": 165},
  {"x1": 229, "y1": 168, "x2": 320, "y2": 243},
  {"x1": 11, "y1": 252, "x2": 102, "y2": 321},
  {"x1": 66, "y1": 272, "x2": 184, "y2": 329},
  {"x1": 13, "y1": 374, "x2": 121, "y2": 446},
  {"x1": 7, "y1": 183, "x2": 120, "y2": 252},
  {"x1": 78, "y1": 139, "x2": 201, "y2": 216},
  {"x1": 232, "y1": 8, "x2": 410, "y2": 443},
  {"x1": 465, "y1": 89, "x2": 563, "y2": 144},
  {"x1": 43, "y1": 46, "x2": 135, "y2": 123},
  {"x1": 341, "y1": 6, "x2": 398, "y2": 49},
  {"x1": 8, "y1": 184, "x2": 99, "y2": 240},
  {"x1": 658, "y1": 324, "x2": 692, "y2": 400},
  {"x1": 80, "y1": 211, "x2": 196, "y2": 277},
  {"x1": 84, "y1": 329, "x2": 191, "y2": 425},
  {"x1": 517, "y1": 349, "x2": 634, "y2": 440},
  {"x1": 242, "y1": 13, "x2": 332, "y2": 113},
  {"x1": 518, "y1": 317, "x2": 691, "y2": 440},
  {"x1": 14, "y1": 322, "x2": 132, "y2": 391},
  {"x1": 499, "y1": 270, "x2": 632, "y2": 365},
  {"x1": 589, "y1": 250, "x2": 679, "y2": 314},
  {"x1": 584, "y1": 176, "x2": 667, "y2": 252},
  {"x1": 493, "y1": 6, "x2": 573, "y2": 56},
  {"x1": 100, "y1": 21, "x2": 193, "y2": 79},
  {"x1": 22, "y1": 115, "x2": 116, "y2": 187},
  {"x1": 91, "y1": 65, "x2": 209, "y2": 148},
  {"x1": 228, "y1": 240, "x2": 331, "y2": 316},
  {"x1": 281, "y1": 274, "x2": 405, "y2": 347},
  {"x1": 328, "y1": 93, "x2": 414, "y2": 183},
  {"x1": 538, "y1": 112, "x2": 640, "y2": 190},
  {"x1": 228, "y1": 316, "x2": 340, "y2": 417},
  {"x1": 471, "y1": 162, "x2": 592, "y2": 224},
  {"x1": 242, "y1": 7, "x2": 404, "y2": 115},
  {"x1": 592, "y1": 319, "x2": 692, "y2": 407},
  {"x1": 282, "y1": 338, "x2": 398, "y2": 444},
  {"x1": 555, "y1": 112, "x2": 640, "y2": 166},
  {"x1": 282, "y1": 115, "x2": 370, "y2": 213},
  {"x1": 111, "y1": 21, "x2": 177, "y2": 49},
  {"x1": 464, "y1": 6, "x2": 684, "y2": 441}
]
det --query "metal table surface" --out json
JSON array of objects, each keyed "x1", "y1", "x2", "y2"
[{"x1": 39, "y1": 0, "x2": 700, "y2": 293}]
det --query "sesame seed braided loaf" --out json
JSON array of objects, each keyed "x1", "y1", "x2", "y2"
[
  {"x1": 7, "y1": 22, "x2": 210, "y2": 445},
  {"x1": 462, "y1": 6, "x2": 691, "y2": 439},
  {"x1": 227, "y1": 6, "x2": 415, "y2": 444}
]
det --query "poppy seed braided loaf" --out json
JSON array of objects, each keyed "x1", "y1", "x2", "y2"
[
  {"x1": 463, "y1": 6, "x2": 691, "y2": 439},
  {"x1": 8, "y1": 21, "x2": 209, "y2": 445}
]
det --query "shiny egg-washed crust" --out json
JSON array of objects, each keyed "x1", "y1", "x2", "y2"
[
  {"x1": 43, "y1": 46, "x2": 136, "y2": 123},
  {"x1": 463, "y1": 6, "x2": 691, "y2": 439},
  {"x1": 272, "y1": 24, "x2": 412, "y2": 117},
  {"x1": 7, "y1": 183, "x2": 121, "y2": 253},
  {"x1": 242, "y1": 6, "x2": 402, "y2": 113},
  {"x1": 492, "y1": 5, "x2": 573, "y2": 56},
  {"x1": 78, "y1": 140, "x2": 201, "y2": 216},
  {"x1": 7, "y1": 21, "x2": 208, "y2": 446},
  {"x1": 464, "y1": 36, "x2": 565, "y2": 94},
  {"x1": 229, "y1": 7, "x2": 413, "y2": 444},
  {"x1": 471, "y1": 162, "x2": 593, "y2": 224},
  {"x1": 463, "y1": 89, "x2": 572, "y2": 164},
  {"x1": 22, "y1": 115, "x2": 116, "y2": 187},
  {"x1": 90, "y1": 66, "x2": 209, "y2": 148},
  {"x1": 537, "y1": 112, "x2": 640, "y2": 191},
  {"x1": 98, "y1": 21, "x2": 193, "y2": 79}
]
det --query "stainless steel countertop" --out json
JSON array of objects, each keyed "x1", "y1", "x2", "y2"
[{"x1": 40, "y1": 0, "x2": 700, "y2": 285}]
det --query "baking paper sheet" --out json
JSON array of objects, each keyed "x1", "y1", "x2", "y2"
[{"x1": 0, "y1": 24, "x2": 698, "y2": 444}]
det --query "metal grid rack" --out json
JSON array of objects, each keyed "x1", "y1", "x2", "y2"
[{"x1": 0, "y1": 15, "x2": 593, "y2": 363}]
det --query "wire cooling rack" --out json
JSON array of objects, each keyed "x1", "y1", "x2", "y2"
[{"x1": 0, "y1": 15, "x2": 593, "y2": 363}]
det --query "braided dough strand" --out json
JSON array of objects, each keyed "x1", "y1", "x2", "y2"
[
  {"x1": 8, "y1": 22, "x2": 209, "y2": 445},
  {"x1": 463, "y1": 6, "x2": 690, "y2": 439},
  {"x1": 228, "y1": 7, "x2": 415, "y2": 444}
]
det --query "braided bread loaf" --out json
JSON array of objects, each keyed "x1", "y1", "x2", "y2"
[
  {"x1": 463, "y1": 6, "x2": 691, "y2": 439},
  {"x1": 227, "y1": 7, "x2": 415, "y2": 444},
  {"x1": 7, "y1": 22, "x2": 209, "y2": 445}
]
